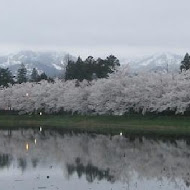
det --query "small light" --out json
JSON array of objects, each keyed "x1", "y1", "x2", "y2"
[
  {"x1": 39, "y1": 127, "x2": 42, "y2": 132},
  {"x1": 34, "y1": 139, "x2": 37, "y2": 144},
  {"x1": 120, "y1": 132, "x2": 123, "y2": 136},
  {"x1": 39, "y1": 112, "x2": 42, "y2": 116},
  {"x1": 26, "y1": 93, "x2": 29, "y2": 97},
  {"x1": 26, "y1": 143, "x2": 29, "y2": 151}
]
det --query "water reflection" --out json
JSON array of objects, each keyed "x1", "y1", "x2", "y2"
[
  {"x1": 0, "y1": 128, "x2": 190, "y2": 189},
  {"x1": 0, "y1": 154, "x2": 12, "y2": 168},
  {"x1": 66, "y1": 158, "x2": 114, "y2": 182}
]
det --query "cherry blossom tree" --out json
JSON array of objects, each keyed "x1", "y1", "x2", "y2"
[{"x1": 1, "y1": 69, "x2": 190, "y2": 115}]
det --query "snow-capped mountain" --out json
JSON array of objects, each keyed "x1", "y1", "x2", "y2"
[
  {"x1": 124, "y1": 52, "x2": 184, "y2": 72},
  {"x1": 0, "y1": 51, "x2": 185, "y2": 77},
  {"x1": 0, "y1": 51, "x2": 75, "y2": 77}
]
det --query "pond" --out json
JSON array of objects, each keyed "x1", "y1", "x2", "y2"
[{"x1": 0, "y1": 128, "x2": 190, "y2": 190}]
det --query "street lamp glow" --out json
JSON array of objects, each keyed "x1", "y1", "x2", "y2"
[
  {"x1": 120, "y1": 132, "x2": 123, "y2": 136},
  {"x1": 39, "y1": 112, "x2": 42, "y2": 116},
  {"x1": 34, "y1": 139, "x2": 37, "y2": 144},
  {"x1": 26, "y1": 143, "x2": 29, "y2": 151},
  {"x1": 39, "y1": 127, "x2": 42, "y2": 132},
  {"x1": 26, "y1": 93, "x2": 29, "y2": 97}
]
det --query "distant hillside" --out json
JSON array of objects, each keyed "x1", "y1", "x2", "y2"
[
  {"x1": 0, "y1": 51, "x2": 75, "y2": 77},
  {"x1": 124, "y1": 52, "x2": 183, "y2": 73},
  {"x1": 0, "y1": 51, "x2": 185, "y2": 77}
]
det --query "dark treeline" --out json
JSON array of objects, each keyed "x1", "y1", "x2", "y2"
[
  {"x1": 0, "y1": 52, "x2": 189, "y2": 87},
  {"x1": 0, "y1": 68, "x2": 14, "y2": 87},
  {"x1": 0, "y1": 54, "x2": 120, "y2": 87},
  {"x1": 0, "y1": 63, "x2": 53, "y2": 87},
  {"x1": 17, "y1": 63, "x2": 54, "y2": 84},
  {"x1": 180, "y1": 53, "x2": 190, "y2": 72},
  {"x1": 65, "y1": 55, "x2": 120, "y2": 81}
]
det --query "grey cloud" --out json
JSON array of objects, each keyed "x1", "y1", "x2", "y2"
[{"x1": 0, "y1": 0, "x2": 190, "y2": 55}]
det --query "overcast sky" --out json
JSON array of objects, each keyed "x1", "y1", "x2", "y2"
[{"x1": 0, "y1": 0, "x2": 190, "y2": 57}]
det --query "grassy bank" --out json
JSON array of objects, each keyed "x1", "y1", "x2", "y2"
[{"x1": 0, "y1": 114, "x2": 190, "y2": 137}]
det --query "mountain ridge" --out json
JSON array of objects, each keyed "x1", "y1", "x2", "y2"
[
  {"x1": 0, "y1": 51, "x2": 185, "y2": 76},
  {"x1": 124, "y1": 52, "x2": 183, "y2": 72},
  {"x1": 0, "y1": 50, "x2": 75, "y2": 77}
]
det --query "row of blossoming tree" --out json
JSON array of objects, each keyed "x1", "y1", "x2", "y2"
[{"x1": 1, "y1": 65, "x2": 190, "y2": 115}]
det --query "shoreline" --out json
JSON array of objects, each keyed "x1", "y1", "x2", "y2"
[{"x1": 0, "y1": 114, "x2": 190, "y2": 137}]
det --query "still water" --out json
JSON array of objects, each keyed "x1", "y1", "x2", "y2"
[{"x1": 0, "y1": 128, "x2": 190, "y2": 190}]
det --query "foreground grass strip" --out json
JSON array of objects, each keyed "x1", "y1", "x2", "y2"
[{"x1": 0, "y1": 115, "x2": 190, "y2": 136}]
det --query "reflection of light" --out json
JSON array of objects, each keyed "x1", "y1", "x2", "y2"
[
  {"x1": 39, "y1": 112, "x2": 42, "y2": 116},
  {"x1": 34, "y1": 139, "x2": 37, "y2": 144},
  {"x1": 120, "y1": 132, "x2": 123, "y2": 136},
  {"x1": 39, "y1": 127, "x2": 42, "y2": 132},
  {"x1": 26, "y1": 143, "x2": 29, "y2": 151},
  {"x1": 26, "y1": 93, "x2": 29, "y2": 97}
]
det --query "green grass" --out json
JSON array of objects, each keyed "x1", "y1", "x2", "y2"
[{"x1": 0, "y1": 114, "x2": 190, "y2": 137}]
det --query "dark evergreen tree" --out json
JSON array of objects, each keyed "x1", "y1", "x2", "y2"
[
  {"x1": 47, "y1": 77, "x2": 54, "y2": 83},
  {"x1": 74, "y1": 56, "x2": 85, "y2": 81},
  {"x1": 30, "y1": 68, "x2": 39, "y2": 82},
  {"x1": 84, "y1": 56, "x2": 96, "y2": 80},
  {"x1": 64, "y1": 55, "x2": 120, "y2": 81},
  {"x1": 0, "y1": 68, "x2": 14, "y2": 87},
  {"x1": 180, "y1": 53, "x2": 190, "y2": 71},
  {"x1": 106, "y1": 55, "x2": 120, "y2": 70},
  {"x1": 65, "y1": 58, "x2": 81, "y2": 80},
  {"x1": 17, "y1": 63, "x2": 27, "y2": 83},
  {"x1": 38, "y1": 72, "x2": 54, "y2": 83},
  {"x1": 39, "y1": 72, "x2": 48, "y2": 80},
  {"x1": 95, "y1": 55, "x2": 120, "y2": 78}
]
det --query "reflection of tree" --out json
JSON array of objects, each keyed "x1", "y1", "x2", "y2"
[
  {"x1": 0, "y1": 154, "x2": 12, "y2": 168},
  {"x1": 66, "y1": 158, "x2": 114, "y2": 183},
  {"x1": 31, "y1": 158, "x2": 38, "y2": 168},
  {"x1": 18, "y1": 158, "x2": 27, "y2": 172},
  {"x1": 186, "y1": 181, "x2": 190, "y2": 187},
  {"x1": 1, "y1": 129, "x2": 190, "y2": 188}
]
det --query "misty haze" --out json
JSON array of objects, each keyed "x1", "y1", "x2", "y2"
[{"x1": 0, "y1": 0, "x2": 190, "y2": 190}]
